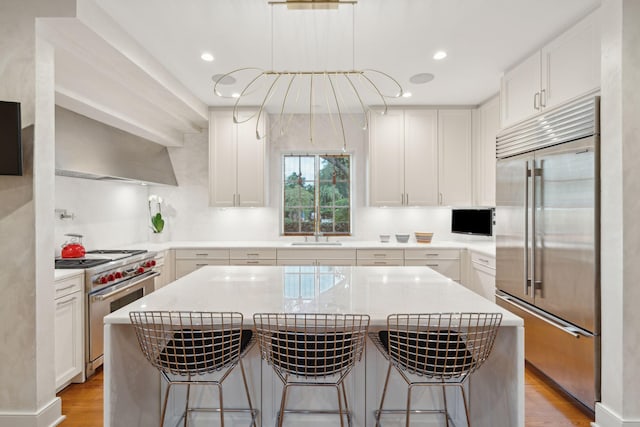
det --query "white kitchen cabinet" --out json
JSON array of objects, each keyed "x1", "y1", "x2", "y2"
[
  {"x1": 438, "y1": 109, "x2": 472, "y2": 206},
  {"x1": 276, "y1": 248, "x2": 356, "y2": 266},
  {"x1": 468, "y1": 251, "x2": 496, "y2": 302},
  {"x1": 209, "y1": 109, "x2": 267, "y2": 207},
  {"x1": 500, "y1": 10, "x2": 600, "y2": 128},
  {"x1": 230, "y1": 248, "x2": 277, "y2": 266},
  {"x1": 404, "y1": 248, "x2": 461, "y2": 281},
  {"x1": 356, "y1": 248, "x2": 404, "y2": 266},
  {"x1": 55, "y1": 274, "x2": 84, "y2": 391},
  {"x1": 472, "y1": 96, "x2": 500, "y2": 206},
  {"x1": 369, "y1": 109, "x2": 438, "y2": 206},
  {"x1": 174, "y1": 248, "x2": 230, "y2": 279},
  {"x1": 153, "y1": 249, "x2": 174, "y2": 290}
]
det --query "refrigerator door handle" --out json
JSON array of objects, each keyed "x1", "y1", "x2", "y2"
[
  {"x1": 496, "y1": 293, "x2": 593, "y2": 339},
  {"x1": 524, "y1": 161, "x2": 532, "y2": 296},
  {"x1": 531, "y1": 160, "x2": 538, "y2": 295}
]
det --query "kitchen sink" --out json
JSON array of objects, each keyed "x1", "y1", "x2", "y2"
[{"x1": 290, "y1": 242, "x2": 343, "y2": 246}]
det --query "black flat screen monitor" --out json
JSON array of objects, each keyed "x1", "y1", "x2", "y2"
[
  {"x1": 451, "y1": 208, "x2": 493, "y2": 236},
  {"x1": 0, "y1": 101, "x2": 23, "y2": 176}
]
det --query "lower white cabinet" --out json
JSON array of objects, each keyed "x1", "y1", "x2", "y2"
[
  {"x1": 468, "y1": 252, "x2": 496, "y2": 302},
  {"x1": 404, "y1": 248, "x2": 461, "y2": 281},
  {"x1": 276, "y1": 249, "x2": 357, "y2": 266},
  {"x1": 356, "y1": 249, "x2": 404, "y2": 266},
  {"x1": 153, "y1": 250, "x2": 174, "y2": 290},
  {"x1": 174, "y1": 248, "x2": 230, "y2": 279},
  {"x1": 230, "y1": 248, "x2": 277, "y2": 266},
  {"x1": 54, "y1": 274, "x2": 84, "y2": 391}
]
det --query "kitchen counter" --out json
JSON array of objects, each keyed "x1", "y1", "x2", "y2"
[{"x1": 103, "y1": 265, "x2": 522, "y2": 426}]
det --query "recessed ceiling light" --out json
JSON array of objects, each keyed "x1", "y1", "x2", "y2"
[
  {"x1": 201, "y1": 52, "x2": 214, "y2": 62},
  {"x1": 409, "y1": 73, "x2": 435, "y2": 84},
  {"x1": 402, "y1": 92, "x2": 412, "y2": 98},
  {"x1": 433, "y1": 51, "x2": 447, "y2": 60},
  {"x1": 211, "y1": 74, "x2": 237, "y2": 85}
]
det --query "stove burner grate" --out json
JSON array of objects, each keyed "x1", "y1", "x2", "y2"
[{"x1": 55, "y1": 258, "x2": 111, "y2": 269}]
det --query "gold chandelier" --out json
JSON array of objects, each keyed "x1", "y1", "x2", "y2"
[{"x1": 212, "y1": 0, "x2": 405, "y2": 151}]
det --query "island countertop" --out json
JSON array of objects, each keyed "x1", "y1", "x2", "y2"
[{"x1": 105, "y1": 265, "x2": 520, "y2": 327}]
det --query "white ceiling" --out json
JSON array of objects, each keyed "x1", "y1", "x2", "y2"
[{"x1": 93, "y1": 0, "x2": 600, "y2": 109}]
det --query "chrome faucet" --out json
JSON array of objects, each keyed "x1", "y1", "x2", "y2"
[{"x1": 314, "y1": 232, "x2": 324, "y2": 242}]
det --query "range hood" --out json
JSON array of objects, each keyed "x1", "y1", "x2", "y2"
[{"x1": 55, "y1": 106, "x2": 178, "y2": 186}]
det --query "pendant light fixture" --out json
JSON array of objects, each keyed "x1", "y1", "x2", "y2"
[{"x1": 212, "y1": 0, "x2": 405, "y2": 151}]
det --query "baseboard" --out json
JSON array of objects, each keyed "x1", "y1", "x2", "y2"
[
  {"x1": 0, "y1": 397, "x2": 64, "y2": 427},
  {"x1": 594, "y1": 403, "x2": 640, "y2": 427}
]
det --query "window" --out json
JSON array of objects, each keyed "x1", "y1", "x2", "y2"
[{"x1": 283, "y1": 154, "x2": 351, "y2": 235}]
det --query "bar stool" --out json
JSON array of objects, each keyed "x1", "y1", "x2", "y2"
[
  {"x1": 253, "y1": 313, "x2": 370, "y2": 427},
  {"x1": 369, "y1": 312, "x2": 502, "y2": 426},
  {"x1": 129, "y1": 311, "x2": 258, "y2": 427}
]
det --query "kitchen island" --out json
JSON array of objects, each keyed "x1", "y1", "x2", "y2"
[{"x1": 104, "y1": 265, "x2": 523, "y2": 426}]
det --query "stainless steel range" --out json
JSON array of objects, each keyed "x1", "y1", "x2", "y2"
[{"x1": 55, "y1": 249, "x2": 159, "y2": 377}]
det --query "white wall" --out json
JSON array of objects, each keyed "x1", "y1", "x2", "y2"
[
  {"x1": 148, "y1": 113, "x2": 493, "y2": 243},
  {"x1": 54, "y1": 176, "x2": 148, "y2": 254}
]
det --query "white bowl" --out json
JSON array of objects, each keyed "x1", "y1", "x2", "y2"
[
  {"x1": 395, "y1": 234, "x2": 410, "y2": 243},
  {"x1": 379, "y1": 234, "x2": 390, "y2": 243}
]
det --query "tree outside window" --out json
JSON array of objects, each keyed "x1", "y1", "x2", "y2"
[{"x1": 283, "y1": 154, "x2": 351, "y2": 235}]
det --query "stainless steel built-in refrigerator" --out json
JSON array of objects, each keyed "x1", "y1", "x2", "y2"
[{"x1": 495, "y1": 93, "x2": 600, "y2": 411}]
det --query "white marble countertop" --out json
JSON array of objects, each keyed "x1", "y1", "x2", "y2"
[
  {"x1": 105, "y1": 265, "x2": 518, "y2": 327},
  {"x1": 122, "y1": 239, "x2": 496, "y2": 257}
]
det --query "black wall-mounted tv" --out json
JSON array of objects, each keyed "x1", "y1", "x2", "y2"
[
  {"x1": 0, "y1": 101, "x2": 23, "y2": 176},
  {"x1": 451, "y1": 208, "x2": 494, "y2": 236}
]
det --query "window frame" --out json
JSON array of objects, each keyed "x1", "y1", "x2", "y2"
[{"x1": 281, "y1": 152, "x2": 352, "y2": 236}]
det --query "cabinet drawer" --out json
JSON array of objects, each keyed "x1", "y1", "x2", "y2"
[
  {"x1": 357, "y1": 259, "x2": 404, "y2": 267},
  {"x1": 229, "y1": 248, "x2": 277, "y2": 259},
  {"x1": 404, "y1": 248, "x2": 460, "y2": 260},
  {"x1": 357, "y1": 249, "x2": 404, "y2": 260},
  {"x1": 230, "y1": 259, "x2": 277, "y2": 266},
  {"x1": 471, "y1": 252, "x2": 496, "y2": 269},
  {"x1": 405, "y1": 259, "x2": 460, "y2": 280},
  {"x1": 175, "y1": 248, "x2": 229, "y2": 259},
  {"x1": 277, "y1": 249, "x2": 356, "y2": 261},
  {"x1": 175, "y1": 259, "x2": 229, "y2": 279},
  {"x1": 55, "y1": 275, "x2": 83, "y2": 299}
]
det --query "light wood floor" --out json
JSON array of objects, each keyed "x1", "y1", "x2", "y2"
[{"x1": 58, "y1": 364, "x2": 594, "y2": 426}]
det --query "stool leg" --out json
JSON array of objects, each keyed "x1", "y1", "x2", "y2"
[
  {"x1": 217, "y1": 383, "x2": 225, "y2": 427},
  {"x1": 459, "y1": 384, "x2": 471, "y2": 427},
  {"x1": 278, "y1": 384, "x2": 289, "y2": 427},
  {"x1": 335, "y1": 385, "x2": 345, "y2": 427},
  {"x1": 442, "y1": 382, "x2": 449, "y2": 427},
  {"x1": 183, "y1": 383, "x2": 191, "y2": 427},
  {"x1": 406, "y1": 384, "x2": 414, "y2": 427},
  {"x1": 160, "y1": 382, "x2": 173, "y2": 427},
  {"x1": 340, "y1": 381, "x2": 351, "y2": 427},
  {"x1": 239, "y1": 359, "x2": 256, "y2": 427},
  {"x1": 375, "y1": 363, "x2": 393, "y2": 426}
]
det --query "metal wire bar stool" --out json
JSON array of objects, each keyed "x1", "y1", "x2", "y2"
[
  {"x1": 368, "y1": 312, "x2": 502, "y2": 426},
  {"x1": 129, "y1": 311, "x2": 258, "y2": 427},
  {"x1": 253, "y1": 313, "x2": 370, "y2": 427}
]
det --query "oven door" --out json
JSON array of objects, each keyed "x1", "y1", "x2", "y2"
[{"x1": 87, "y1": 271, "x2": 159, "y2": 373}]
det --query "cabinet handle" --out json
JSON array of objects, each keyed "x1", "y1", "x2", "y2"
[
  {"x1": 246, "y1": 260, "x2": 259, "y2": 264},
  {"x1": 56, "y1": 296, "x2": 77, "y2": 306},
  {"x1": 237, "y1": 194, "x2": 240, "y2": 205},
  {"x1": 195, "y1": 263, "x2": 208, "y2": 267},
  {"x1": 56, "y1": 283, "x2": 77, "y2": 292},
  {"x1": 374, "y1": 261, "x2": 387, "y2": 265},
  {"x1": 426, "y1": 253, "x2": 439, "y2": 257},
  {"x1": 426, "y1": 264, "x2": 440, "y2": 267},
  {"x1": 439, "y1": 193, "x2": 443, "y2": 205},
  {"x1": 540, "y1": 89, "x2": 546, "y2": 107},
  {"x1": 401, "y1": 193, "x2": 404, "y2": 205},
  {"x1": 246, "y1": 253, "x2": 260, "y2": 257},
  {"x1": 195, "y1": 253, "x2": 209, "y2": 256},
  {"x1": 534, "y1": 92, "x2": 540, "y2": 110},
  {"x1": 406, "y1": 193, "x2": 409, "y2": 205},
  {"x1": 233, "y1": 193, "x2": 236, "y2": 206},
  {"x1": 477, "y1": 258, "x2": 490, "y2": 264},
  {"x1": 373, "y1": 253, "x2": 387, "y2": 258}
]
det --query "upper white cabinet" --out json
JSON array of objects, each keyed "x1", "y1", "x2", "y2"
[
  {"x1": 472, "y1": 96, "x2": 500, "y2": 206},
  {"x1": 368, "y1": 109, "x2": 438, "y2": 206},
  {"x1": 209, "y1": 110, "x2": 267, "y2": 207},
  {"x1": 500, "y1": 10, "x2": 600, "y2": 128},
  {"x1": 438, "y1": 109, "x2": 472, "y2": 206}
]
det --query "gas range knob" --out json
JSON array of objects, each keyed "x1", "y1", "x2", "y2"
[
  {"x1": 137, "y1": 267, "x2": 145, "y2": 274},
  {"x1": 150, "y1": 260, "x2": 156, "y2": 267},
  {"x1": 107, "y1": 274, "x2": 115, "y2": 282},
  {"x1": 144, "y1": 261, "x2": 152, "y2": 268},
  {"x1": 114, "y1": 271, "x2": 122, "y2": 279},
  {"x1": 99, "y1": 276, "x2": 108, "y2": 284}
]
